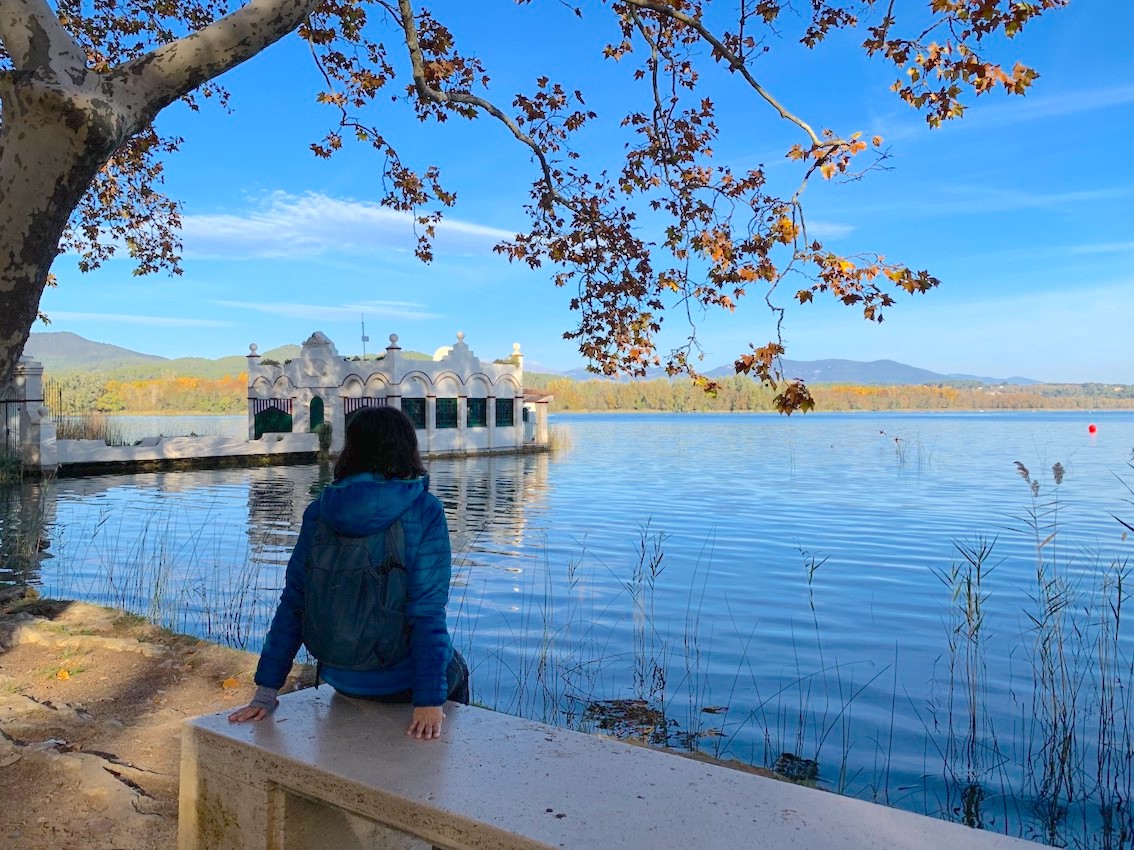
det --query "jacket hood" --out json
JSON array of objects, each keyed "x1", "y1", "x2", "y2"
[{"x1": 318, "y1": 472, "x2": 429, "y2": 536}]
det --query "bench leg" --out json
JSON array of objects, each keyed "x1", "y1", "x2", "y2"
[
  {"x1": 269, "y1": 785, "x2": 430, "y2": 849},
  {"x1": 179, "y1": 725, "x2": 431, "y2": 850},
  {"x1": 179, "y1": 727, "x2": 273, "y2": 850}
]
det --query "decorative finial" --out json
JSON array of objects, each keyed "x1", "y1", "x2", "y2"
[
  {"x1": 456, "y1": 331, "x2": 465, "y2": 341},
  {"x1": 389, "y1": 334, "x2": 399, "y2": 345},
  {"x1": 248, "y1": 343, "x2": 259, "y2": 356},
  {"x1": 512, "y1": 343, "x2": 522, "y2": 354}
]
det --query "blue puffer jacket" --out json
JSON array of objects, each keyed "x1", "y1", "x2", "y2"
[{"x1": 254, "y1": 472, "x2": 454, "y2": 707}]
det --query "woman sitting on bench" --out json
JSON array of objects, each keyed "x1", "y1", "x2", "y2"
[{"x1": 229, "y1": 405, "x2": 469, "y2": 740}]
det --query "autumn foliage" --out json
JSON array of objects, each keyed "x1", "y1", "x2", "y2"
[
  {"x1": 1, "y1": 0, "x2": 1070, "y2": 410},
  {"x1": 48, "y1": 373, "x2": 248, "y2": 415},
  {"x1": 530, "y1": 376, "x2": 1134, "y2": 414},
  {"x1": 96, "y1": 375, "x2": 246, "y2": 413}
]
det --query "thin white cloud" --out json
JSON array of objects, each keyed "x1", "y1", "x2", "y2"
[
  {"x1": 879, "y1": 84, "x2": 1134, "y2": 142},
  {"x1": 848, "y1": 84, "x2": 1134, "y2": 155},
  {"x1": 1067, "y1": 241, "x2": 1134, "y2": 255},
  {"x1": 969, "y1": 83, "x2": 1134, "y2": 126},
  {"x1": 216, "y1": 299, "x2": 440, "y2": 322},
  {"x1": 830, "y1": 184, "x2": 1129, "y2": 219},
  {"x1": 47, "y1": 311, "x2": 235, "y2": 327},
  {"x1": 183, "y1": 192, "x2": 518, "y2": 260},
  {"x1": 944, "y1": 185, "x2": 1128, "y2": 211},
  {"x1": 803, "y1": 220, "x2": 855, "y2": 239}
]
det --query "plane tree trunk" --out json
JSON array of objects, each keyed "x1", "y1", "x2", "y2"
[
  {"x1": 0, "y1": 70, "x2": 137, "y2": 387},
  {"x1": 0, "y1": 0, "x2": 319, "y2": 387}
]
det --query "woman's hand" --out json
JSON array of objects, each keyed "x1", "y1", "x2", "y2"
[
  {"x1": 228, "y1": 685, "x2": 279, "y2": 722},
  {"x1": 407, "y1": 706, "x2": 445, "y2": 740},
  {"x1": 228, "y1": 704, "x2": 271, "y2": 723}
]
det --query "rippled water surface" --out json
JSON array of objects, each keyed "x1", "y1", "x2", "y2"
[{"x1": 3, "y1": 410, "x2": 1134, "y2": 846}]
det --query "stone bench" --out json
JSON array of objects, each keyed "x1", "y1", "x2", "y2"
[{"x1": 179, "y1": 686, "x2": 1041, "y2": 850}]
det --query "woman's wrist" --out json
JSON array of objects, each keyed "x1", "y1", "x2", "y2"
[{"x1": 249, "y1": 685, "x2": 279, "y2": 711}]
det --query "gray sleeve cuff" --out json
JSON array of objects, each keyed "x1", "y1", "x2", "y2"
[{"x1": 249, "y1": 685, "x2": 279, "y2": 711}]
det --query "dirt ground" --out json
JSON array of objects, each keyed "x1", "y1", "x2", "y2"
[{"x1": 0, "y1": 592, "x2": 312, "y2": 850}]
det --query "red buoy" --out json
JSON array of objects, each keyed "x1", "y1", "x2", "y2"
[{"x1": 1089, "y1": 423, "x2": 1098, "y2": 434}]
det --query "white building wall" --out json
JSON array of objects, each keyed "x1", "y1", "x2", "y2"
[{"x1": 246, "y1": 331, "x2": 546, "y2": 458}]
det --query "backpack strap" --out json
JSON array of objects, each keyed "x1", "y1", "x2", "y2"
[
  {"x1": 384, "y1": 519, "x2": 405, "y2": 568},
  {"x1": 307, "y1": 517, "x2": 337, "y2": 572}
]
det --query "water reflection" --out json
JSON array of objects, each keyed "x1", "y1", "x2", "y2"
[
  {"x1": 0, "y1": 479, "x2": 54, "y2": 586},
  {"x1": 6, "y1": 453, "x2": 554, "y2": 644}
]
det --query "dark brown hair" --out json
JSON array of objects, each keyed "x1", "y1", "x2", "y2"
[{"x1": 333, "y1": 406, "x2": 426, "y2": 481}]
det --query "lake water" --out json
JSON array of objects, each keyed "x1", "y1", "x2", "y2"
[
  {"x1": 105, "y1": 413, "x2": 248, "y2": 443},
  {"x1": 3, "y1": 410, "x2": 1133, "y2": 847}
]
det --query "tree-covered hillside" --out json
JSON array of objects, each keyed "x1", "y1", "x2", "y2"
[
  {"x1": 43, "y1": 345, "x2": 439, "y2": 414},
  {"x1": 526, "y1": 375, "x2": 1134, "y2": 413}
]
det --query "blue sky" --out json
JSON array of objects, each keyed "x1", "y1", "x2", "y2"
[{"x1": 40, "y1": 1, "x2": 1134, "y2": 382}]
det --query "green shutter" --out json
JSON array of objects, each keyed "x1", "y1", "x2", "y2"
[
  {"x1": 436, "y1": 398, "x2": 458, "y2": 429},
  {"x1": 495, "y1": 398, "x2": 515, "y2": 427},
  {"x1": 467, "y1": 398, "x2": 487, "y2": 428},
  {"x1": 402, "y1": 398, "x2": 426, "y2": 429}
]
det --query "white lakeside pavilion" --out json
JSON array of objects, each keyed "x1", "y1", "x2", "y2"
[{"x1": 246, "y1": 331, "x2": 551, "y2": 456}]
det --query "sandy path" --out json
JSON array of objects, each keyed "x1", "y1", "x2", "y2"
[{"x1": 0, "y1": 594, "x2": 312, "y2": 850}]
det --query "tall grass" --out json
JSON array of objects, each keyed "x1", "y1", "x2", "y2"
[
  {"x1": 0, "y1": 478, "x2": 50, "y2": 586},
  {"x1": 54, "y1": 411, "x2": 125, "y2": 445},
  {"x1": 915, "y1": 462, "x2": 1134, "y2": 847},
  {"x1": 1016, "y1": 461, "x2": 1083, "y2": 837},
  {"x1": 0, "y1": 451, "x2": 21, "y2": 485},
  {"x1": 546, "y1": 423, "x2": 573, "y2": 454},
  {"x1": 931, "y1": 535, "x2": 1002, "y2": 829},
  {"x1": 891, "y1": 432, "x2": 936, "y2": 470},
  {"x1": 43, "y1": 497, "x2": 279, "y2": 648}
]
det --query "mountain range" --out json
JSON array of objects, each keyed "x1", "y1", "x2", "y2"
[
  {"x1": 24, "y1": 331, "x2": 1040, "y2": 386},
  {"x1": 23, "y1": 332, "x2": 301, "y2": 379},
  {"x1": 555, "y1": 358, "x2": 1038, "y2": 386},
  {"x1": 716, "y1": 358, "x2": 1039, "y2": 386}
]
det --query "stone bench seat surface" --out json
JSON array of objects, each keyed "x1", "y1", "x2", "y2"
[{"x1": 180, "y1": 687, "x2": 1042, "y2": 850}]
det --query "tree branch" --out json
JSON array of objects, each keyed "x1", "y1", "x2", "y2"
[
  {"x1": 621, "y1": 0, "x2": 821, "y2": 146},
  {"x1": 0, "y1": 0, "x2": 86, "y2": 72},
  {"x1": 395, "y1": 0, "x2": 564, "y2": 208},
  {"x1": 110, "y1": 0, "x2": 319, "y2": 117}
]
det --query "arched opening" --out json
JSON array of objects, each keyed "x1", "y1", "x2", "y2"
[
  {"x1": 310, "y1": 396, "x2": 324, "y2": 431},
  {"x1": 254, "y1": 405, "x2": 293, "y2": 439}
]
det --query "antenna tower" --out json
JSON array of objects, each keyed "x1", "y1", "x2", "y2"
[{"x1": 361, "y1": 314, "x2": 369, "y2": 357}]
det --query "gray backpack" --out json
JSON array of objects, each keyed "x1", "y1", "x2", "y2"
[{"x1": 302, "y1": 518, "x2": 410, "y2": 671}]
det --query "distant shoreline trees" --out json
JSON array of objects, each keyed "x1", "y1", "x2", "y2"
[
  {"x1": 48, "y1": 372, "x2": 246, "y2": 415},
  {"x1": 44, "y1": 369, "x2": 1134, "y2": 416},
  {"x1": 532, "y1": 376, "x2": 1134, "y2": 413}
]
